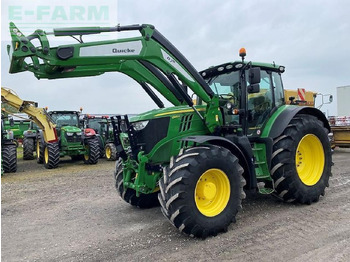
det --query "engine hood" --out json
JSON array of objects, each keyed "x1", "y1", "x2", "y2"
[
  {"x1": 60, "y1": 126, "x2": 82, "y2": 133},
  {"x1": 130, "y1": 105, "x2": 206, "y2": 122}
]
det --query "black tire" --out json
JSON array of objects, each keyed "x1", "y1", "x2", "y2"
[
  {"x1": 97, "y1": 136, "x2": 105, "y2": 158},
  {"x1": 271, "y1": 114, "x2": 332, "y2": 204},
  {"x1": 2, "y1": 144, "x2": 17, "y2": 173},
  {"x1": 159, "y1": 145, "x2": 246, "y2": 238},
  {"x1": 114, "y1": 159, "x2": 159, "y2": 208},
  {"x1": 83, "y1": 137, "x2": 100, "y2": 164},
  {"x1": 23, "y1": 137, "x2": 35, "y2": 160},
  {"x1": 36, "y1": 135, "x2": 45, "y2": 164},
  {"x1": 43, "y1": 142, "x2": 60, "y2": 169},
  {"x1": 105, "y1": 143, "x2": 117, "y2": 161}
]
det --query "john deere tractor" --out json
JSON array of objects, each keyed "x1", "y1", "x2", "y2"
[
  {"x1": 7, "y1": 23, "x2": 332, "y2": 238},
  {"x1": 36, "y1": 111, "x2": 100, "y2": 168},
  {"x1": 82, "y1": 114, "x2": 117, "y2": 161}
]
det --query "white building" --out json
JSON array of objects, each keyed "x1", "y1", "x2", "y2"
[{"x1": 337, "y1": 85, "x2": 350, "y2": 116}]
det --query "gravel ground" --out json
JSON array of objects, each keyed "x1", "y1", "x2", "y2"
[{"x1": 2, "y1": 149, "x2": 350, "y2": 262}]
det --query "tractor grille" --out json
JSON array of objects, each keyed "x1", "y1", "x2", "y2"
[
  {"x1": 134, "y1": 117, "x2": 170, "y2": 154},
  {"x1": 179, "y1": 114, "x2": 193, "y2": 132},
  {"x1": 65, "y1": 133, "x2": 82, "y2": 143}
]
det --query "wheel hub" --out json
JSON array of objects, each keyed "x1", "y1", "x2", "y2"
[
  {"x1": 296, "y1": 134, "x2": 325, "y2": 186},
  {"x1": 195, "y1": 168, "x2": 230, "y2": 217},
  {"x1": 106, "y1": 147, "x2": 111, "y2": 158},
  {"x1": 197, "y1": 182, "x2": 217, "y2": 200}
]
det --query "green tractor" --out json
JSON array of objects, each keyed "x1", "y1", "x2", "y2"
[
  {"x1": 1, "y1": 115, "x2": 17, "y2": 173},
  {"x1": 82, "y1": 114, "x2": 117, "y2": 161},
  {"x1": 7, "y1": 23, "x2": 332, "y2": 238},
  {"x1": 36, "y1": 111, "x2": 100, "y2": 168},
  {"x1": 2, "y1": 115, "x2": 30, "y2": 144}
]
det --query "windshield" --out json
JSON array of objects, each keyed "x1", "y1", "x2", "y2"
[
  {"x1": 208, "y1": 70, "x2": 241, "y2": 98},
  {"x1": 50, "y1": 113, "x2": 79, "y2": 128},
  {"x1": 87, "y1": 118, "x2": 108, "y2": 133},
  {"x1": 207, "y1": 70, "x2": 241, "y2": 125}
]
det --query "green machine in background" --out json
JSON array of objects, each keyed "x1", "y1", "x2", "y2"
[
  {"x1": 36, "y1": 110, "x2": 101, "y2": 168},
  {"x1": 81, "y1": 114, "x2": 117, "y2": 161},
  {"x1": 2, "y1": 116, "x2": 30, "y2": 143},
  {"x1": 8, "y1": 23, "x2": 332, "y2": 238}
]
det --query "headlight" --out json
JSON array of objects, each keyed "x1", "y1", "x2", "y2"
[
  {"x1": 132, "y1": 120, "x2": 149, "y2": 131},
  {"x1": 66, "y1": 132, "x2": 73, "y2": 136},
  {"x1": 76, "y1": 132, "x2": 82, "y2": 136},
  {"x1": 226, "y1": 102, "x2": 233, "y2": 109}
]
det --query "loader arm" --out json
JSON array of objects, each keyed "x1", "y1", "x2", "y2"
[
  {"x1": 7, "y1": 22, "x2": 214, "y2": 107},
  {"x1": 1, "y1": 87, "x2": 57, "y2": 143}
]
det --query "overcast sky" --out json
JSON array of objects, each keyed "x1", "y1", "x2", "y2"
[{"x1": 1, "y1": 0, "x2": 349, "y2": 116}]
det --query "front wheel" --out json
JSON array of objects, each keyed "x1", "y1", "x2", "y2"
[
  {"x1": 105, "y1": 143, "x2": 117, "y2": 161},
  {"x1": 271, "y1": 114, "x2": 332, "y2": 204},
  {"x1": 83, "y1": 138, "x2": 100, "y2": 164},
  {"x1": 114, "y1": 159, "x2": 159, "y2": 208},
  {"x1": 159, "y1": 145, "x2": 245, "y2": 238},
  {"x1": 36, "y1": 135, "x2": 45, "y2": 164},
  {"x1": 2, "y1": 144, "x2": 17, "y2": 173},
  {"x1": 23, "y1": 137, "x2": 35, "y2": 160},
  {"x1": 43, "y1": 142, "x2": 60, "y2": 169}
]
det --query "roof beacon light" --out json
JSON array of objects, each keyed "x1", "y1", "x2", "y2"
[{"x1": 239, "y1": 48, "x2": 246, "y2": 62}]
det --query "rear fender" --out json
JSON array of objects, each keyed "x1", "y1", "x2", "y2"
[{"x1": 267, "y1": 106, "x2": 330, "y2": 139}]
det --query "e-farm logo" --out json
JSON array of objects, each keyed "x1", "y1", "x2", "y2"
[{"x1": 8, "y1": 6, "x2": 109, "y2": 23}]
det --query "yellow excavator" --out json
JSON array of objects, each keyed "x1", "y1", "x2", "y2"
[{"x1": 1, "y1": 87, "x2": 58, "y2": 172}]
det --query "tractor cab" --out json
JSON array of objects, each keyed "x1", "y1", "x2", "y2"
[
  {"x1": 199, "y1": 50, "x2": 286, "y2": 137},
  {"x1": 82, "y1": 115, "x2": 109, "y2": 136},
  {"x1": 49, "y1": 111, "x2": 80, "y2": 128},
  {"x1": 48, "y1": 111, "x2": 82, "y2": 143}
]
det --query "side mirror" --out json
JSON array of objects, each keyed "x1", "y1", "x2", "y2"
[
  {"x1": 248, "y1": 67, "x2": 261, "y2": 85},
  {"x1": 247, "y1": 67, "x2": 261, "y2": 93},
  {"x1": 329, "y1": 95, "x2": 333, "y2": 103},
  {"x1": 248, "y1": 83, "x2": 260, "y2": 94}
]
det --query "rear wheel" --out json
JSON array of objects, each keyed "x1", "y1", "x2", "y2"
[
  {"x1": 114, "y1": 159, "x2": 159, "y2": 208},
  {"x1": 271, "y1": 114, "x2": 332, "y2": 204},
  {"x1": 43, "y1": 142, "x2": 60, "y2": 169},
  {"x1": 23, "y1": 137, "x2": 35, "y2": 160},
  {"x1": 2, "y1": 144, "x2": 17, "y2": 173},
  {"x1": 83, "y1": 138, "x2": 100, "y2": 164},
  {"x1": 36, "y1": 135, "x2": 45, "y2": 164},
  {"x1": 105, "y1": 143, "x2": 117, "y2": 161},
  {"x1": 159, "y1": 145, "x2": 245, "y2": 238}
]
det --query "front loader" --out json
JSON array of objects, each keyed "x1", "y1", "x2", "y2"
[{"x1": 7, "y1": 23, "x2": 332, "y2": 238}]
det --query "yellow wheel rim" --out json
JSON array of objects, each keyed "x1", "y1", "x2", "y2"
[
  {"x1": 36, "y1": 141, "x2": 40, "y2": 157},
  {"x1": 105, "y1": 147, "x2": 111, "y2": 159},
  {"x1": 296, "y1": 134, "x2": 325, "y2": 186},
  {"x1": 44, "y1": 147, "x2": 49, "y2": 164},
  {"x1": 195, "y1": 168, "x2": 230, "y2": 217},
  {"x1": 84, "y1": 145, "x2": 89, "y2": 161}
]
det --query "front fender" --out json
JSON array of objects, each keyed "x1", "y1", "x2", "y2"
[
  {"x1": 181, "y1": 135, "x2": 257, "y2": 190},
  {"x1": 82, "y1": 128, "x2": 96, "y2": 139}
]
